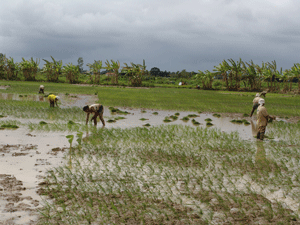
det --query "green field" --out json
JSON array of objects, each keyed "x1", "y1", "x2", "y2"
[
  {"x1": 1, "y1": 80, "x2": 300, "y2": 224},
  {"x1": 1, "y1": 80, "x2": 300, "y2": 118}
]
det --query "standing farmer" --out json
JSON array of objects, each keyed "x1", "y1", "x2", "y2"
[
  {"x1": 48, "y1": 94, "x2": 60, "y2": 107},
  {"x1": 256, "y1": 99, "x2": 275, "y2": 140},
  {"x1": 39, "y1": 85, "x2": 45, "y2": 94},
  {"x1": 250, "y1": 93, "x2": 263, "y2": 117},
  {"x1": 83, "y1": 104, "x2": 105, "y2": 127}
]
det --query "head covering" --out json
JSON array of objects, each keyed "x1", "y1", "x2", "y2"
[
  {"x1": 255, "y1": 93, "x2": 260, "y2": 97},
  {"x1": 55, "y1": 96, "x2": 60, "y2": 100},
  {"x1": 259, "y1": 98, "x2": 265, "y2": 105}
]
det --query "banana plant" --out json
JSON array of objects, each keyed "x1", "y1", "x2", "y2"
[
  {"x1": 86, "y1": 60, "x2": 103, "y2": 84},
  {"x1": 213, "y1": 60, "x2": 230, "y2": 89},
  {"x1": 20, "y1": 57, "x2": 40, "y2": 81},
  {"x1": 196, "y1": 70, "x2": 214, "y2": 89},
  {"x1": 228, "y1": 58, "x2": 242, "y2": 90},
  {"x1": 63, "y1": 63, "x2": 80, "y2": 84},
  {"x1": 42, "y1": 56, "x2": 62, "y2": 82},
  {"x1": 105, "y1": 60, "x2": 120, "y2": 84},
  {"x1": 122, "y1": 61, "x2": 146, "y2": 86},
  {"x1": 291, "y1": 63, "x2": 300, "y2": 93},
  {"x1": 5, "y1": 57, "x2": 19, "y2": 80}
]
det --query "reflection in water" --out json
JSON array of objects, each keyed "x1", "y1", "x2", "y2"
[
  {"x1": 255, "y1": 141, "x2": 273, "y2": 172},
  {"x1": 251, "y1": 119, "x2": 257, "y2": 137},
  {"x1": 0, "y1": 93, "x2": 45, "y2": 102}
]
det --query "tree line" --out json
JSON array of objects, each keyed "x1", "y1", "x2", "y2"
[{"x1": 1, "y1": 54, "x2": 300, "y2": 93}]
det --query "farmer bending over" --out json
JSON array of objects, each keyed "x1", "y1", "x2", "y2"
[
  {"x1": 83, "y1": 104, "x2": 105, "y2": 127},
  {"x1": 256, "y1": 99, "x2": 275, "y2": 141},
  {"x1": 250, "y1": 93, "x2": 263, "y2": 117},
  {"x1": 39, "y1": 85, "x2": 44, "y2": 94},
  {"x1": 48, "y1": 94, "x2": 60, "y2": 107}
]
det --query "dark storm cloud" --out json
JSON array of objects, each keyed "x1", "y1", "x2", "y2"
[{"x1": 1, "y1": 0, "x2": 300, "y2": 72}]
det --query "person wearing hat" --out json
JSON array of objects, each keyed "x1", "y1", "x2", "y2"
[
  {"x1": 83, "y1": 104, "x2": 105, "y2": 127},
  {"x1": 39, "y1": 85, "x2": 45, "y2": 94},
  {"x1": 256, "y1": 99, "x2": 275, "y2": 140},
  {"x1": 48, "y1": 94, "x2": 60, "y2": 107},
  {"x1": 250, "y1": 93, "x2": 263, "y2": 117}
]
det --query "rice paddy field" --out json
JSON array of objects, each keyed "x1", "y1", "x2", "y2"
[{"x1": 0, "y1": 81, "x2": 300, "y2": 224}]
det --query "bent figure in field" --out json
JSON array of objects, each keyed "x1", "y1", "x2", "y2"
[
  {"x1": 48, "y1": 94, "x2": 60, "y2": 107},
  {"x1": 260, "y1": 90, "x2": 267, "y2": 98},
  {"x1": 250, "y1": 93, "x2": 263, "y2": 117},
  {"x1": 256, "y1": 99, "x2": 275, "y2": 141},
  {"x1": 39, "y1": 85, "x2": 44, "y2": 94},
  {"x1": 83, "y1": 104, "x2": 105, "y2": 127}
]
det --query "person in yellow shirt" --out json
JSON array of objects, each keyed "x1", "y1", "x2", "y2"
[
  {"x1": 256, "y1": 99, "x2": 275, "y2": 140},
  {"x1": 48, "y1": 94, "x2": 60, "y2": 107},
  {"x1": 83, "y1": 104, "x2": 105, "y2": 127},
  {"x1": 250, "y1": 93, "x2": 263, "y2": 117}
]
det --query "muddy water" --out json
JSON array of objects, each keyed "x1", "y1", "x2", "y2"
[
  {"x1": 104, "y1": 107, "x2": 257, "y2": 140},
  {"x1": 0, "y1": 129, "x2": 69, "y2": 224}
]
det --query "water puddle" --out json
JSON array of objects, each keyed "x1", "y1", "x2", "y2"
[{"x1": 0, "y1": 93, "x2": 46, "y2": 102}]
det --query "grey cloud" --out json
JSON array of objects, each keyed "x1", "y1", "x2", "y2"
[{"x1": 1, "y1": 0, "x2": 300, "y2": 72}]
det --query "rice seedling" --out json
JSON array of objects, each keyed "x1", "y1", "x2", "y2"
[
  {"x1": 192, "y1": 119, "x2": 200, "y2": 125},
  {"x1": 175, "y1": 112, "x2": 180, "y2": 116},
  {"x1": 243, "y1": 113, "x2": 249, "y2": 117},
  {"x1": 107, "y1": 119, "x2": 116, "y2": 123},
  {"x1": 0, "y1": 114, "x2": 5, "y2": 118},
  {"x1": 205, "y1": 118, "x2": 212, "y2": 122},
  {"x1": 139, "y1": 118, "x2": 148, "y2": 121},
  {"x1": 152, "y1": 112, "x2": 158, "y2": 115},
  {"x1": 115, "y1": 116, "x2": 126, "y2": 120},
  {"x1": 163, "y1": 117, "x2": 172, "y2": 123},
  {"x1": 37, "y1": 124, "x2": 300, "y2": 224},
  {"x1": 68, "y1": 120, "x2": 76, "y2": 125},
  {"x1": 187, "y1": 114, "x2": 198, "y2": 118},
  {"x1": 170, "y1": 115, "x2": 178, "y2": 120},
  {"x1": 206, "y1": 122, "x2": 213, "y2": 126},
  {"x1": 141, "y1": 110, "x2": 146, "y2": 113},
  {"x1": 181, "y1": 116, "x2": 189, "y2": 121},
  {"x1": 213, "y1": 113, "x2": 221, "y2": 118},
  {"x1": 39, "y1": 121, "x2": 48, "y2": 125},
  {"x1": 143, "y1": 123, "x2": 151, "y2": 127}
]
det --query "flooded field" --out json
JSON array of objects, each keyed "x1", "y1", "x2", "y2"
[{"x1": 0, "y1": 93, "x2": 299, "y2": 224}]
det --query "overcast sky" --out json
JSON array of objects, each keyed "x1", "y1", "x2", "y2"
[{"x1": 1, "y1": 0, "x2": 300, "y2": 72}]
